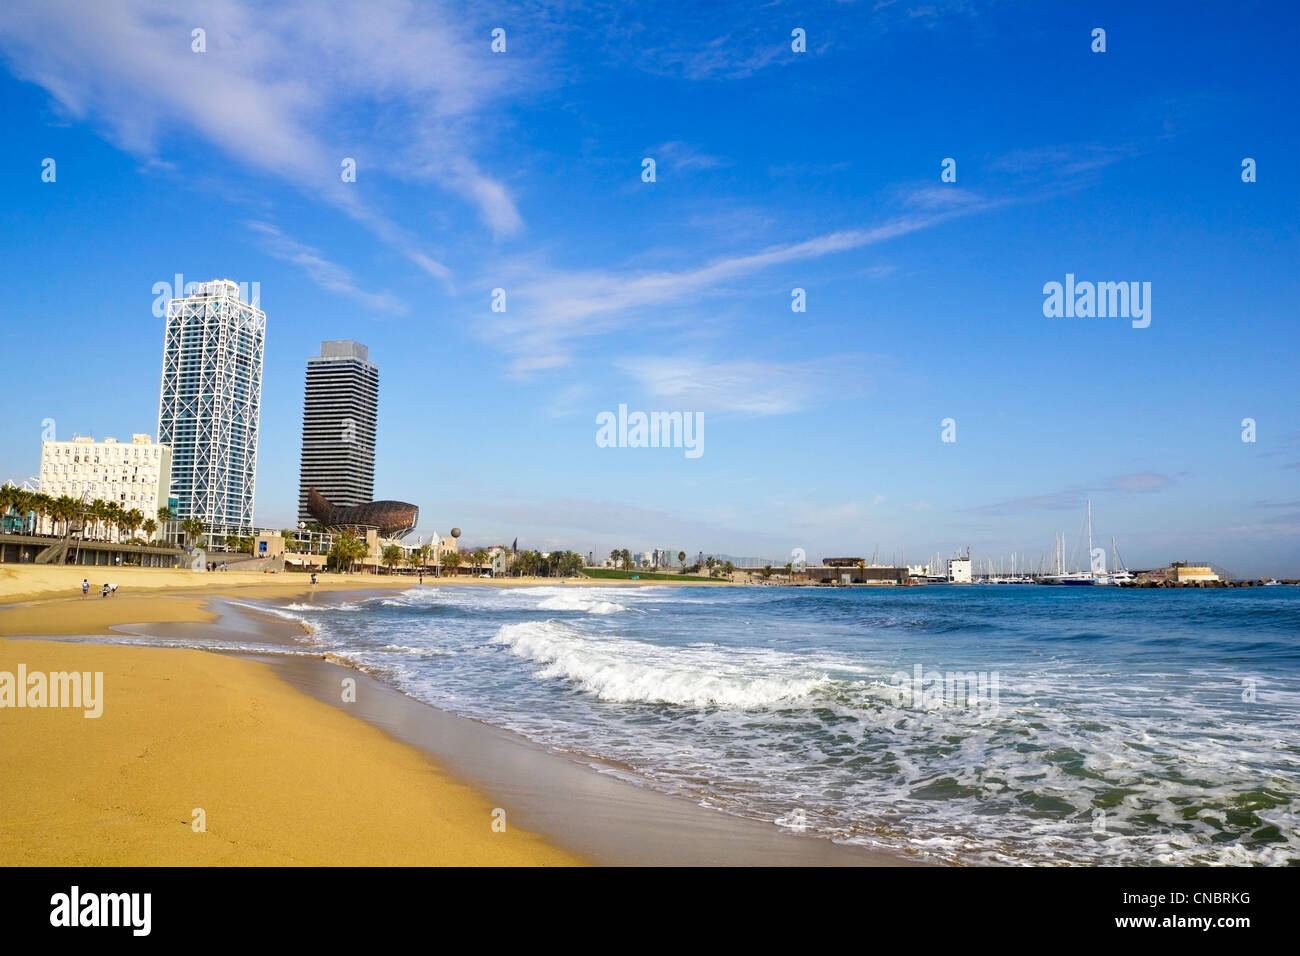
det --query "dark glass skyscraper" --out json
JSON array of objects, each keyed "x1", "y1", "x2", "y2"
[{"x1": 297, "y1": 340, "x2": 378, "y2": 524}]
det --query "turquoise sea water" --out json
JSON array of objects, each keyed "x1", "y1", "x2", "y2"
[{"x1": 263, "y1": 584, "x2": 1300, "y2": 865}]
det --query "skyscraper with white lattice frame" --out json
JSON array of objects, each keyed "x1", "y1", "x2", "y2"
[{"x1": 157, "y1": 279, "x2": 265, "y2": 548}]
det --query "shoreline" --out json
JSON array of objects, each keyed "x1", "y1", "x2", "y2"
[
  {"x1": 262, "y1": 651, "x2": 905, "y2": 866},
  {"x1": 0, "y1": 563, "x2": 738, "y2": 611},
  {"x1": 0, "y1": 569, "x2": 908, "y2": 866}
]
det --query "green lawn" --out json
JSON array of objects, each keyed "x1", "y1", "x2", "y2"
[{"x1": 580, "y1": 568, "x2": 720, "y2": 583}]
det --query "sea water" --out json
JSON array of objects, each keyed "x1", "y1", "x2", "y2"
[{"x1": 263, "y1": 584, "x2": 1300, "y2": 865}]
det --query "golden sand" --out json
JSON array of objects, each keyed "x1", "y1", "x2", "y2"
[
  {"x1": 0, "y1": 636, "x2": 583, "y2": 865},
  {"x1": 0, "y1": 562, "x2": 732, "y2": 608},
  {"x1": 0, "y1": 564, "x2": 586, "y2": 865}
]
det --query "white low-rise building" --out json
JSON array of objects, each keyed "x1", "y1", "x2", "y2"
[{"x1": 39, "y1": 435, "x2": 172, "y2": 534}]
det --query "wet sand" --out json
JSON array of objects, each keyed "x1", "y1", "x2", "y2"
[{"x1": 267, "y1": 652, "x2": 905, "y2": 866}]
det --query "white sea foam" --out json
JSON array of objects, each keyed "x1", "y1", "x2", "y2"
[
  {"x1": 492, "y1": 620, "x2": 831, "y2": 708},
  {"x1": 378, "y1": 644, "x2": 454, "y2": 658},
  {"x1": 536, "y1": 594, "x2": 628, "y2": 615},
  {"x1": 78, "y1": 635, "x2": 320, "y2": 656},
  {"x1": 281, "y1": 601, "x2": 362, "y2": 612},
  {"x1": 235, "y1": 602, "x2": 321, "y2": 639}
]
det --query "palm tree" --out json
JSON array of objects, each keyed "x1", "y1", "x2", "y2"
[
  {"x1": 142, "y1": 517, "x2": 158, "y2": 542},
  {"x1": 381, "y1": 544, "x2": 404, "y2": 574},
  {"x1": 678, "y1": 551, "x2": 686, "y2": 572},
  {"x1": 181, "y1": 517, "x2": 205, "y2": 548},
  {"x1": 0, "y1": 484, "x2": 15, "y2": 532},
  {"x1": 123, "y1": 508, "x2": 143, "y2": 544},
  {"x1": 106, "y1": 502, "x2": 125, "y2": 543},
  {"x1": 761, "y1": 565, "x2": 773, "y2": 580},
  {"x1": 328, "y1": 530, "x2": 367, "y2": 573},
  {"x1": 442, "y1": 548, "x2": 461, "y2": 577},
  {"x1": 52, "y1": 495, "x2": 77, "y2": 538},
  {"x1": 156, "y1": 504, "x2": 173, "y2": 545},
  {"x1": 87, "y1": 499, "x2": 108, "y2": 542},
  {"x1": 620, "y1": 548, "x2": 633, "y2": 572},
  {"x1": 29, "y1": 492, "x2": 52, "y2": 536},
  {"x1": 327, "y1": 534, "x2": 348, "y2": 572},
  {"x1": 417, "y1": 544, "x2": 432, "y2": 570},
  {"x1": 10, "y1": 490, "x2": 33, "y2": 535},
  {"x1": 471, "y1": 547, "x2": 488, "y2": 573}
]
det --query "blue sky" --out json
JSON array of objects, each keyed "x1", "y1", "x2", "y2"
[{"x1": 0, "y1": 0, "x2": 1297, "y2": 576}]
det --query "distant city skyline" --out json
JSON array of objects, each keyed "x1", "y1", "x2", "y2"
[{"x1": 0, "y1": 1, "x2": 1296, "y2": 576}]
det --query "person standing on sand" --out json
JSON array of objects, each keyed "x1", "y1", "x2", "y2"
[
  {"x1": 81, "y1": 578, "x2": 89, "y2": 599},
  {"x1": 100, "y1": 583, "x2": 109, "y2": 598}
]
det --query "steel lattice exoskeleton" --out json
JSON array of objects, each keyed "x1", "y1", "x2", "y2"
[{"x1": 157, "y1": 279, "x2": 265, "y2": 549}]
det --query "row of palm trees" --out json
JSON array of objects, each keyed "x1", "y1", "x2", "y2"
[
  {"x1": 328, "y1": 530, "x2": 369, "y2": 572},
  {"x1": 0, "y1": 483, "x2": 206, "y2": 549},
  {"x1": 606, "y1": 548, "x2": 731, "y2": 576},
  {"x1": 369, "y1": 543, "x2": 587, "y2": 578}
]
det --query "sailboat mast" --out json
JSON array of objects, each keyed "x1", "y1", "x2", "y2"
[{"x1": 1086, "y1": 499, "x2": 1094, "y2": 575}]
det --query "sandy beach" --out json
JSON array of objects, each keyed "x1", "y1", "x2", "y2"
[
  {"x1": 0, "y1": 563, "x2": 729, "y2": 606},
  {"x1": 0, "y1": 564, "x2": 892, "y2": 866},
  {"x1": 0, "y1": 636, "x2": 582, "y2": 865},
  {"x1": 0, "y1": 566, "x2": 590, "y2": 865}
]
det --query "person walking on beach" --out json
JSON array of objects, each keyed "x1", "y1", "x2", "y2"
[
  {"x1": 81, "y1": 578, "x2": 89, "y2": 599},
  {"x1": 100, "y1": 583, "x2": 109, "y2": 598}
]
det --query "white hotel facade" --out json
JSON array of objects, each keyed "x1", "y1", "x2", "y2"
[{"x1": 38, "y1": 434, "x2": 172, "y2": 538}]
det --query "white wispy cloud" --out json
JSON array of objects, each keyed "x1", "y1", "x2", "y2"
[
  {"x1": 0, "y1": 0, "x2": 527, "y2": 279},
  {"x1": 247, "y1": 221, "x2": 407, "y2": 315},
  {"x1": 616, "y1": 355, "x2": 875, "y2": 415},
  {"x1": 649, "y1": 141, "x2": 729, "y2": 171},
  {"x1": 541, "y1": 383, "x2": 589, "y2": 419},
  {"x1": 970, "y1": 472, "x2": 1179, "y2": 515},
  {"x1": 989, "y1": 144, "x2": 1136, "y2": 179},
  {"x1": 484, "y1": 198, "x2": 998, "y2": 374}
]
